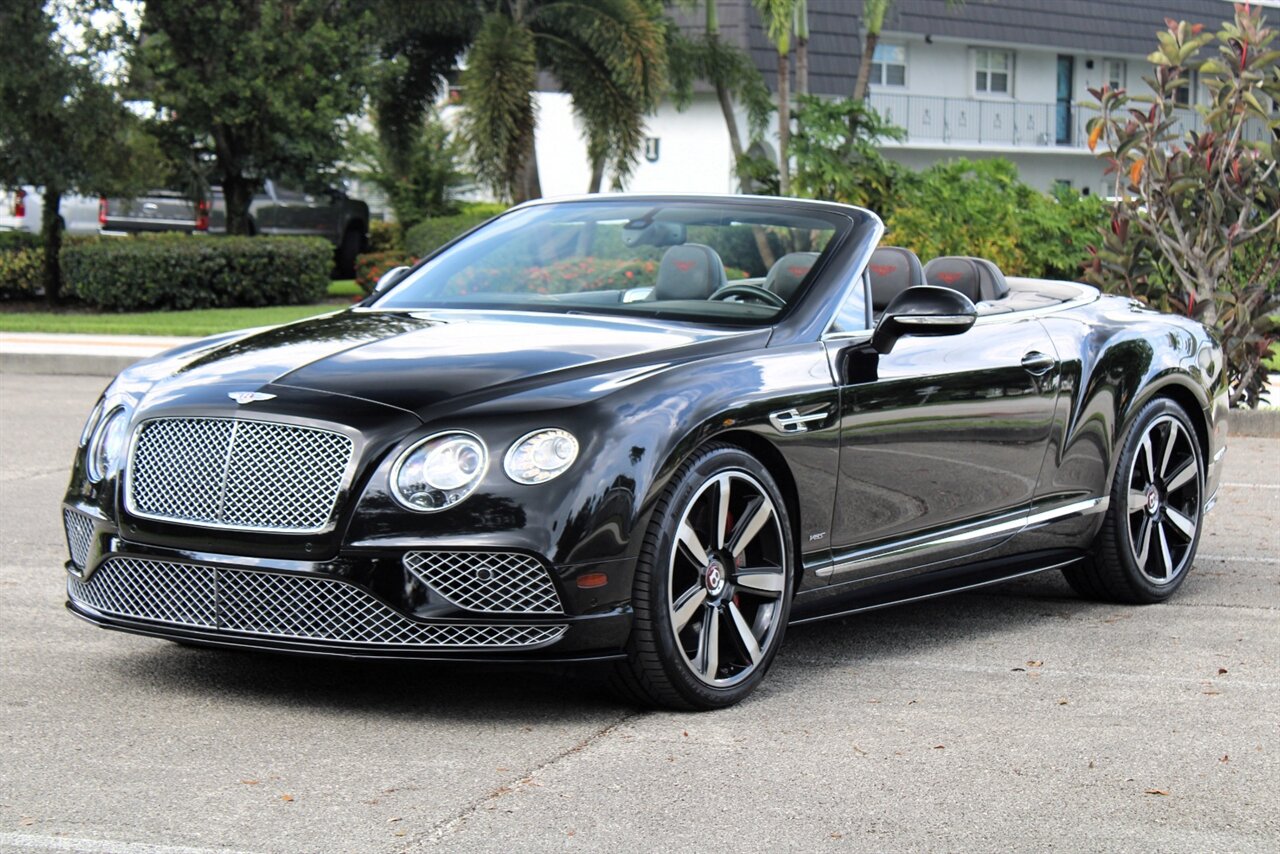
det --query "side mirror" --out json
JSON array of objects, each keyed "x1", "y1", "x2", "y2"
[
  {"x1": 871, "y1": 285, "x2": 977, "y2": 354},
  {"x1": 374, "y1": 265, "x2": 410, "y2": 294}
]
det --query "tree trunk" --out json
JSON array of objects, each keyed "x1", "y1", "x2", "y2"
[
  {"x1": 777, "y1": 50, "x2": 791, "y2": 197},
  {"x1": 222, "y1": 175, "x2": 256, "y2": 236},
  {"x1": 853, "y1": 31, "x2": 879, "y2": 102},
  {"x1": 40, "y1": 184, "x2": 63, "y2": 306},
  {"x1": 588, "y1": 154, "x2": 605, "y2": 194},
  {"x1": 715, "y1": 82, "x2": 750, "y2": 193},
  {"x1": 515, "y1": 141, "x2": 542, "y2": 204},
  {"x1": 796, "y1": 36, "x2": 809, "y2": 96}
]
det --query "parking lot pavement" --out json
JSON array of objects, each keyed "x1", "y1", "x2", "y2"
[{"x1": 1, "y1": 372, "x2": 1277, "y2": 853}]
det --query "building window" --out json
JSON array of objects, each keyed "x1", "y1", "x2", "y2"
[
  {"x1": 871, "y1": 43, "x2": 907, "y2": 87},
  {"x1": 974, "y1": 49, "x2": 1013, "y2": 95},
  {"x1": 1104, "y1": 58, "x2": 1127, "y2": 91},
  {"x1": 1173, "y1": 70, "x2": 1197, "y2": 107}
]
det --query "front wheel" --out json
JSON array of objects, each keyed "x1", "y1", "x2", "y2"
[
  {"x1": 614, "y1": 444, "x2": 794, "y2": 710},
  {"x1": 1065, "y1": 398, "x2": 1205, "y2": 603}
]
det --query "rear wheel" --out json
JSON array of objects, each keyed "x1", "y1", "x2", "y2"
[
  {"x1": 614, "y1": 445, "x2": 794, "y2": 710},
  {"x1": 1065, "y1": 398, "x2": 1204, "y2": 603}
]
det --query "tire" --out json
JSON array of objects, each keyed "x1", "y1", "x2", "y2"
[
  {"x1": 613, "y1": 444, "x2": 794, "y2": 710},
  {"x1": 334, "y1": 225, "x2": 362, "y2": 279},
  {"x1": 1064, "y1": 398, "x2": 1205, "y2": 604}
]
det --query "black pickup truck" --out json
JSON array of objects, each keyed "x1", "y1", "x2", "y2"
[{"x1": 100, "y1": 180, "x2": 370, "y2": 277}]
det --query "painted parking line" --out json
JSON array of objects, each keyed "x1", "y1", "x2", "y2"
[
  {"x1": 1221, "y1": 482, "x2": 1280, "y2": 489},
  {"x1": 1198, "y1": 554, "x2": 1280, "y2": 564},
  {"x1": 0, "y1": 833, "x2": 256, "y2": 854}
]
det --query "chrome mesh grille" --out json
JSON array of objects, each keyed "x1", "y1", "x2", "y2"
[
  {"x1": 127, "y1": 417, "x2": 353, "y2": 532},
  {"x1": 404, "y1": 551, "x2": 563, "y2": 614},
  {"x1": 68, "y1": 557, "x2": 566, "y2": 649},
  {"x1": 63, "y1": 509, "x2": 96, "y2": 570}
]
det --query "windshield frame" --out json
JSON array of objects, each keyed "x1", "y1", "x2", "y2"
[{"x1": 365, "y1": 197, "x2": 860, "y2": 329}]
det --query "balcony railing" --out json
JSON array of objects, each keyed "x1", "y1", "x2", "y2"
[{"x1": 866, "y1": 92, "x2": 1273, "y2": 150}]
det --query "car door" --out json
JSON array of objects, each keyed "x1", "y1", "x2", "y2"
[{"x1": 822, "y1": 313, "x2": 1061, "y2": 584}]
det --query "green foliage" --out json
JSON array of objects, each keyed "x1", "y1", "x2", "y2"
[
  {"x1": 1083, "y1": 6, "x2": 1280, "y2": 407},
  {"x1": 367, "y1": 221, "x2": 405, "y2": 254},
  {"x1": 347, "y1": 117, "x2": 470, "y2": 230},
  {"x1": 134, "y1": 0, "x2": 375, "y2": 234},
  {"x1": 63, "y1": 236, "x2": 331, "y2": 312},
  {"x1": 0, "y1": 232, "x2": 42, "y2": 253},
  {"x1": 355, "y1": 250, "x2": 419, "y2": 294},
  {"x1": 0, "y1": 246, "x2": 43, "y2": 300},
  {"x1": 459, "y1": 0, "x2": 667, "y2": 201},
  {"x1": 886, "y1": 159, "x2": 1104, "y2": 281},
  {"x1": 403, "y1": 204, "x2": 508, "y2": 258},
  {"x1": 666, "y1": 28, "x2": 772, "y2": 141},
  {"x1": 0, "y1": 1, "x2": 166, "y2": 303},
  {"x1": 790, "y1": 95, "x2": 905, "y2": 214}
]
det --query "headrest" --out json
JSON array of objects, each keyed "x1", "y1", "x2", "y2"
[
  {"x1": 868, "y1": 246, "x2": 925, "y2": 310},
  {"x1": 923, "y1": 256, "x2": 1009, "y2": 302},
  {"x1": 764, "y1": 251, "x2": 819, "y2": 302},
  {"x1": 654, "y1": 244, "x2": 727, "y2": 301}
]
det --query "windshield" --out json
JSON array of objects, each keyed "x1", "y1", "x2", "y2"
[{"x1": 374, "y1": 200, "x2": 849, "y2": 326}]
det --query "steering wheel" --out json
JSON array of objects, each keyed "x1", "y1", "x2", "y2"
[{"x1": 708, "y1": 284, "x2": 787, "y2": 308}]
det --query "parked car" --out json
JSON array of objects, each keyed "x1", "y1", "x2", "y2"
[
  {"x1": 1, "y1": 187, "x2": 102, "y2": 235},
  {"x1": 99, "y1": 180, "x2": 370, "y2": 276},
  {"x1": 62, "y1": 195, "x2": 1227, "y2": 710}
]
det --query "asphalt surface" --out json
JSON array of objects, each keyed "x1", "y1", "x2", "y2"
[{"x1": 1, "y1": 372, "x2": 1277, "y2": 853}]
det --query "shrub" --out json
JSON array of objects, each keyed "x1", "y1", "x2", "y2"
[
  {"x1": 62, "y1": 235, "x2": 331, "y2": 311},
  {"x1": 355, "y1": 250, "x2": 418, "y2": 294},
  {"x1": 0, "y1": 246, "x2": 43, "y2": 300},
  {"x1": 366, "y1": 220, "x2": 403, "y2": 253},
  {"x1": 404, "y1": 203, "x2": 507, "y2": 257},
  {"x1": 885, "y1": 158, "x2": 1103, "y2": 281},
  {"x1": 0, "y1": 231, "x2": 42, "y2": 253}
]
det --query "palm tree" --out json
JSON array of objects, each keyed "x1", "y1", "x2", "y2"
[
  {"x1": 854, "y1": 0, "x2": 964, "y2": 101},
  {"x1": 460, "y1": 0, "x2": 667, "y2": 202},
  {"x1": 667, "y1": 0, "x2": 773, "y2": 193},
  {"x1": 752, "y1": 0, "x2": 796, "y2": 195}
]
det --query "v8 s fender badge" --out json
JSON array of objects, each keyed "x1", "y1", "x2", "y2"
[{"x1": 228, "y1": 392, "x2": 277, "y2": 405}]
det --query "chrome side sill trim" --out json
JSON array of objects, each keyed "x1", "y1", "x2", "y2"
[{"x1": 815, "y1": 496, "x2": 1108, "y2": 579}]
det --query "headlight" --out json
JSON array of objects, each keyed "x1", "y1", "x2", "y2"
[
  {"x1": 87, "y1": 407, "x2": 130, "y2": 481},
  {"x1": 79, "y1": 399, "x2": 104, "y2": 447},
  {"x1": 391, "y1": 431, "x2": 488, "y2": 511},
  {"x1": 504, "y1": 428, "x2": 579, "y2": 484}
]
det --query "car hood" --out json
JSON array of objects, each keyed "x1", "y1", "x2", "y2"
[{"x1": 134, "y1": 309, "x2": 769, "y2": 419}]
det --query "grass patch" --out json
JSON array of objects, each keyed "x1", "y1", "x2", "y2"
[
  {"x1": 0, "y1": 304, "x2": 345, "y2": 337},
  {"x1": 0, "y1": 279, "x2": 363, "y2": 337}
]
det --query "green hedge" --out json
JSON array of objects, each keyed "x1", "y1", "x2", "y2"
[
  {"x1": 0, "y1": 231, "x2": 42, "y2": 253},
  {"x1": 62, "y1": 235, "x2": 332, "y2": 311},
  {"x1": 404, "y1": 203, "x2": 506, "y2": 258},
  {"x1": 0, "y1": 246, "x2": 42, "y2": 300}
]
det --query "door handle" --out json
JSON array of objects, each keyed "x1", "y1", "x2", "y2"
[{"x1": 1021, "y1": 351, "x2": 1057, "y2": 376}]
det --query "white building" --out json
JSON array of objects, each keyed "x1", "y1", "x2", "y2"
[{"x1": 533, "y1": 0, "x2": 1272, "y2": 197}]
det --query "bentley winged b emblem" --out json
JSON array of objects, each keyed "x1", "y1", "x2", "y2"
[{"x1": 228, "y1": 391, "x2": 277, "y2": 405}]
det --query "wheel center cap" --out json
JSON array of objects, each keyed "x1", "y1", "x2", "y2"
[
  {"x1": 704, "y1": 558, "x2": 726, "y2": 596},
  {"x1": 1145, "y1": 485, "x2": 1160, "y2": 515}
]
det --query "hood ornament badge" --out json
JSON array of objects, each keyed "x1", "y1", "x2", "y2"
[{"x1": 228, "y1": 391, "x2": 277, "y2": 405}]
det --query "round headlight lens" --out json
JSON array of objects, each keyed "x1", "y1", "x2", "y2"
[
  {"x1": 391, "y1": 431, "x2": 488, "y2": 511},
  {"x1": 504, "y1": 429, "x2": 579, "y2": 484},
  {"x1": 87, "y1": 407, "x2": 130, "y2": 482}
]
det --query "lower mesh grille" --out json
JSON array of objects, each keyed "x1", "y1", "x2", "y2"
[
  {"x1": 63, "y1": 509, "x2": 96, "y2": 570},
  {"x1": 404, "y1": 551, "x2": 563, "y2": 614},
  {"x1": 68, "y1": 558, "x2": 566, "y2": 649}
]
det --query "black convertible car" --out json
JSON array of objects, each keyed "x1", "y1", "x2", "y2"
[{"x1": 63, "y1": 196, "x2": 1228, "y2": 709}]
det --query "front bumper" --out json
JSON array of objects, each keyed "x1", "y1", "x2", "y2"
[{"x1": 63, "y1": 510, "x2": 632, "y2": 663}]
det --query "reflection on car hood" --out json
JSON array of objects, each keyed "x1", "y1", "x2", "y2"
[{"x1": 143, "y1": 309, "x2": 766, "y2": 418}]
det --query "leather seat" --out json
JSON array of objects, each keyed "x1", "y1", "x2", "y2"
[
  {"x1": 763, "y1": 252, "x2": 820, "y2": 302},
  {"x1": 922, "y1": 256, "x2": 1010, "y2": 303},
  {"x1": 652, "y1": 244, "x2": 728, "y2": 301},
  {"x1": 868, "y1": 246, "x2": 925, "y2": 313}
]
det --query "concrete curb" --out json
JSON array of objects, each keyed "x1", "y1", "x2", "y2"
[{"x1": 0, "y1": 352, "x2": 141, "y2": 377}]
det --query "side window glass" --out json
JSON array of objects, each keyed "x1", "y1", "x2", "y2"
[{"x1": 829, "y1": 272, "x2": 869, "y2": 334}]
